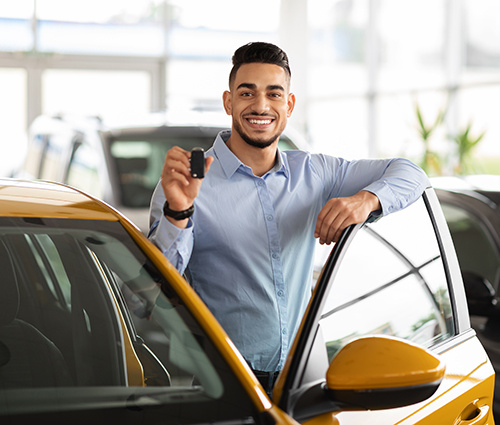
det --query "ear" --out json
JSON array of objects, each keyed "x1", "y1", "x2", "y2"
[
  {"x1": 222, "y1": 90, "x2": 232, "y2": 115},
  {"x1": 287, "y1": 92, "x2": 296, "y2": 117}
]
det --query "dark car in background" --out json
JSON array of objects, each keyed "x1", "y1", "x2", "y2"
[
  {"x1": 19, "y1": 113, "x2": 305, "y2": 232},
  {"x1": 433, "y1": 174, "x2": 500, "y2": 420}
]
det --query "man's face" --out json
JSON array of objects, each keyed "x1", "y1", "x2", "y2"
[{"x1": 223, "y1": 63, "x2": 295, "y2": 149}]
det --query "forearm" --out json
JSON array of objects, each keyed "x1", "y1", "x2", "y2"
[
  {"x1": 360, "y1": 158, "x2": 430, "y2": 216},
  {"x1": 149, "y1": 182, "x2": 193, "y2": 274}
]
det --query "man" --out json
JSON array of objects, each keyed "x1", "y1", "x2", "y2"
[{"x1": 149, "y1": 42, "x2": 429, "y2": 395}]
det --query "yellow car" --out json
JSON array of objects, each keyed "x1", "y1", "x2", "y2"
[{"x1": 0, "y1": 179, "x2": 495, "y2": 424}]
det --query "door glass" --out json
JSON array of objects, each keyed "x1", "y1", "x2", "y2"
[
  {"x1": 320, "y1": 196, "x2": 455, "y2": 361},
  {"x1": 108, "y1": 132, "x2": 216, "y2": 208},
  {"x1": 66, "y1": 143, "x2": 103, "y2": 199},
  {"x1": 38, "y1": 126, "x2": 75, "y2": 182},
  {"x1": 0, "y1": 218, "x2": 255, "y2": 423},
  {"x1": 441, "y1": 203, "x2": 500, "y2": 292}
]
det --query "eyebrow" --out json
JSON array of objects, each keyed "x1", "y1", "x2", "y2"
[{"x1": 236, "y1": 83, "x2": 285, "y2": 92}]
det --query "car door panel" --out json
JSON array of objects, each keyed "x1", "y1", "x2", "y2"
[{"x1": 278, "y1": 189, "x2": 496, "y2": 424}]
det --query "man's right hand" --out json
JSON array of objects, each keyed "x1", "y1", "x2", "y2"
[{"x1": 161, "y1": 146, "x2": 214, "y2": 228}]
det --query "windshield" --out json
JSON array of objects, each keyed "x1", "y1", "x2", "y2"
[
  {"x1": 106, "y1": 128, "x2": 298, "y2": 209},
  {"x1": 0, "y1": 217, "x2": 254, "y2": 423},
  {"x1": 107, "y1": 129, "x2": 218, "y2": 208}
]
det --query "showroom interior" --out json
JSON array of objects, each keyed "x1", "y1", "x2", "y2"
[{"x1": 1, "y1": 0, "x2": 499, "y2": 178}]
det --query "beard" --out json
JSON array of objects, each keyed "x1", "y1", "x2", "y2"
[{"x1": 233, "y1": 118, "x2": 283, "y2": 149}]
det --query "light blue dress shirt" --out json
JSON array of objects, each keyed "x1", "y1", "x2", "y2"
[{"x1": 149, "y1": 130, "x2": 429, "y2": 372}]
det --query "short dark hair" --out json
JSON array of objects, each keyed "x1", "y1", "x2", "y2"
[{"x1": 229, "y1": 42, "x2": 291, "y2": 87}]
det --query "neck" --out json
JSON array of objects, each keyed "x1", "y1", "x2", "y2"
[{"x1": 226, "y1": 137, "x2": 278, "y2": 177}]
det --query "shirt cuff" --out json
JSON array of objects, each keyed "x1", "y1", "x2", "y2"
[
  {"x1": 363, "y1": 181, "x2": 402, "y2": 216},
  {"x1": 150, "y1": 215, "x2": 194, "y2": 267}
]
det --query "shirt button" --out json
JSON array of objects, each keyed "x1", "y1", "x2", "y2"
[
  {"x1": 278, "y1": 290, "x2": 284, "y2": 297},
  {"x1": 258, "y1": 181, "x2": 264, "y2": 186},
  {"x1": 267, "y1": 215, "x2": 273, "y2": 221},
  {"x1": 272, "y1": 253, "x2": 279, "y2": 259}
]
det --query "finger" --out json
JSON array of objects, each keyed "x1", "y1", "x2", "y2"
[
  {"x1": 321, "y1": 212, "x2": 348, "y2": 244},
  {"x1": 162, "y1": 152, "x2": 191, "y2": 180},
  {"x1": 316, "y1": 198, "x2": 358, "y2": 244},
  {"x1": 314, "y1": 203, "x2": 333, "y2": 239},
  {"x1": 163, "y1": 167, "x2": 190, "y2": 187},
  {"x1": 205, "y1": 156, "x2": 214, "y2": 173},
  {"x1": 315, "y1": 205, "x2": 341, "y2": 244}
]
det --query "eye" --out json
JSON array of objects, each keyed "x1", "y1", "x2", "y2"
[{"x1": 269, "y1": 92, "x2": 282, "y2": 98}]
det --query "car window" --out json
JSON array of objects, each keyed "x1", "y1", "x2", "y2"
[
  {"x1": 66, "y1": 142, "x2": 104, "y2": 199},
  {"x1": 441, "y1": 203, "x2": 500, "y2": 292},
  {"x1": 278, "y1": 135, "x2": 296, "y2": 151},
  {"x1": 319, "y1": 196, "x2": 455, "y2": 361},
  {"x1": 108, "y1": 134, "x2": 215, "y2": 208},
  {"x1": 23, "y1": 134, "x2": 46, "y2": 177},
  {"x1": 0, "y1": 218, "x2": 255, "y2": 423},
  {"x1": 38, "y1": 131, "x2": 72, "y2": 182}
]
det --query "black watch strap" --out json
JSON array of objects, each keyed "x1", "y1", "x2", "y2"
[{"x1": 163, "y1": 200, "x2": 194, "y2": 220}]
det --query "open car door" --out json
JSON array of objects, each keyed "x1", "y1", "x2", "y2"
[{"x1": 273, "y1": 189, "x2": 495, "y2": 425}]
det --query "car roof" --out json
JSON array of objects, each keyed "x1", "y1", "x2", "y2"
[
  {"x1": 0, "y1": 179, "x2": 119, "y2": 221},
  {"x1": 431, "y1": 175, "x2": 500, "y2": 193}
]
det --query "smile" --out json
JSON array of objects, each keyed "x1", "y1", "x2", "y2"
[{"x1": 247, "y1": 119, "x2": 273, "y2": 125}]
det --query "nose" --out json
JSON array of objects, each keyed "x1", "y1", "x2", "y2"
[{"x1": 250, "y1": 93, "x2": 270, "y2": 115}]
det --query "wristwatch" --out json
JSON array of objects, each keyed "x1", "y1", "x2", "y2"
[{"x1": 163, "y1": 200, "x2": 194, "y2": 220}]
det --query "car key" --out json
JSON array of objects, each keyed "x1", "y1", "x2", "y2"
[{"x1": 190, "y1": 147, "x2": 205, "y2": 178}]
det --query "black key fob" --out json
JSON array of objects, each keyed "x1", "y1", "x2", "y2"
[{"x1": 190, "y1": 147, "x2": 205, "y2": 178}]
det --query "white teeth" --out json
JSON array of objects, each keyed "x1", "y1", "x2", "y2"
[{"x1": 248, "y1": 119, "x2": 272, "y2": 125}]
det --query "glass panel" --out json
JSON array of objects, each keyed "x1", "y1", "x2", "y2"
[
  {"x1": 166, "y1": 60, "x2": 232, "y2": 112},
  {"x1": 457, "y1": 86, "x2": 500, "y2": 171},
  {"x1": 319, "y1": 196, "x2": 454, "y2": 361},
  {"x1": 0, "y1": 218, "x2": 254, "y2": 422},
  {"x1": 308, "y1": 0, "x2": 369, "y2": 97},
  {"x1": 308, "y1": 98, "x2": 368, "y2": 157},
  {"x1": 42, "y1": 69, "x2": 150, "y2": 122},
  {"x1": 378, "y1": 0, "x2": 446, "y2": 91},
  {"x1": 169, "y1": 0, "x2": 280, "y2": 33},
  {"x1": 441, "y1": 203, "x2": 500, "y2": 291},
  {"x1": 0, "y1": 1, "x2": 33, "y2": 51},
  {"x1": 463, "y1": 0, "x2": 500, "y2": 75},
  {"x1": 107, "y1": 131, "x2": 217, "y2": 208},
  {"x1": 0, "y1": 68, "x2": 27, "y2": 177},
  {"x1": 376, "y1": 91, "x2": 449, "y2": 163},
  {"x1": 66, "y1": 143, "x2": 104, "y2": 199},
  {"x1": 36, "y1": 0, "x2": 165, "y2": 56},
  {"x1": 38, "y1": 130, "x2": 73, "y2": 182}
]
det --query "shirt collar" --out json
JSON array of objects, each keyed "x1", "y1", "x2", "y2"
[{"x1": 213, "y1": 130, "x2": 289, "y2": 179}]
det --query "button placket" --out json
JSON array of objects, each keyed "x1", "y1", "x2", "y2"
[{"x1": 254, "y1": 176, "x2": 289, "y2": 368}]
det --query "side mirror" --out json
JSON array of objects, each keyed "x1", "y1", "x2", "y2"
[
  {"x1": 462, "y1": 271, "x2": 498, "y2": 316},
  {"x1": 326, "y1": 335, "x2": 445, "y2": 410}
]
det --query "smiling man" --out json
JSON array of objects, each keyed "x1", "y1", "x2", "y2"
[{"x1": 148, "y1": 42, "x2": 429, "y2": 395}]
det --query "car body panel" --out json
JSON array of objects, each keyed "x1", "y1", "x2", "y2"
[
  {"x1": 0, "y1": 179, "x2": 116, "y2": 220},
  {"x1": 432, "y1": 175, "x2": 500, "y2": 421}
]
